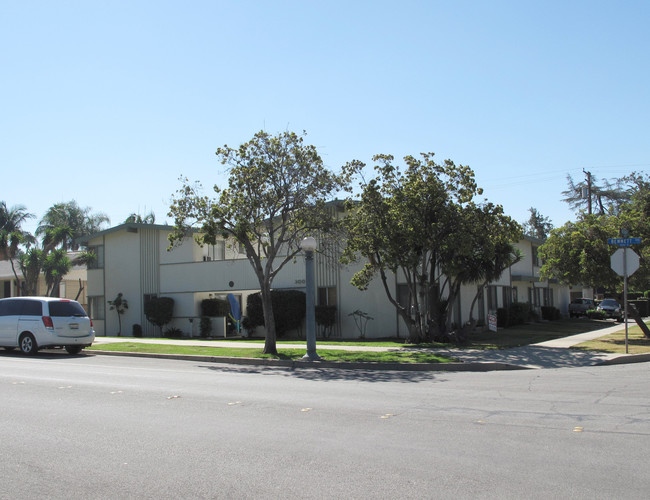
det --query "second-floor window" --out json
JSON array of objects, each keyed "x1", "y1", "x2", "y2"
[
  {"x1": 203, "y1": 241, "x2": 226, "y2": 261},
  {"x1": 532, "y1": 246, "x2": 542, "y2": 267}
]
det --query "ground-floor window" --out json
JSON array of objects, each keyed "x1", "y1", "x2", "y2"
[
  {"x1": 487, "y1": 285, "x2": 498, "y2": 312},
  {"x1": 543, "y1": 288, "x2": 554, "y2": 307},
  {"x1": 88, "y1": 296, "x2": 105, "y2": 320},
  {"x1": 317, "y1": 286, "x2": 337, "y2": 306}
]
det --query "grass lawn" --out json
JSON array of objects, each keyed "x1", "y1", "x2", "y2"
[
  {"x1": 572, "y1": 322, "x2": 650, "y2": 354},
  {"x1": 87, "y1": 318, "x2": 630, "y2": 363},
  {"x1": 87, "y1": 343, "x2": 455, "y2": 364},
  {"x1": 461, "y1": 318, "x2": 619, "y2": 349}
]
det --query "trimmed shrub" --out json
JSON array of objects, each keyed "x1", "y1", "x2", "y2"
[
  {"x1": 630, "y1": 300, "x2": 649, "y2": 316},
  {"x1": 245, "y1": 290, "x2": 306, "y2": 337},
  {"x1": 164, "y1": 327, "x2": 183, "y2": 338},
  {"x1": 200, "y1": 316, "x2": 212, "y2": 337},
  {"x1": 587, "y1": 309, "x2": 607, "y2": 320},
  {"x1": 315, "y1": 305, "x2": 337, "y2": 338},
  {"x1": 144, "y1": 296, "x2": 175, "y2": 335},
  {"x1": 541, "y1": 306, "x2": 561, "y2": 321},
  {"x1": 496, "y1": 308, "x2": 508, "y2": 327},
  {"x1": 508, "y1": 302, "x2": 530, "y2": 325},
  {"x1": 132, "y1": 324, "x2": 143, "y2": 337},
  {"x1": 201, "y1": 298, "x2": 230, "y2": 317}
]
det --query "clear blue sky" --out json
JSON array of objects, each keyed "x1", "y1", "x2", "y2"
[{"x1": 2, "y1": 0, "x2": 648, "y2": 236}]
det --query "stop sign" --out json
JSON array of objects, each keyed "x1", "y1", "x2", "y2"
[{"x1": 610, "y1": 248, "x2": 640, "y2": 277}]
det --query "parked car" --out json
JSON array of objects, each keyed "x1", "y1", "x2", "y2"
[
  {"x1": 597, "y1": 299, "x2": 623, "y2": 322},
  {"x1": 0, "y1": 297, "x2": 95, "y2": 355},
  {"x1": 568, "y1": 298, "x2": 597, "y2": 317}
]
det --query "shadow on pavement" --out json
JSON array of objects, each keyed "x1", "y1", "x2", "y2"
[
  {"x1": 457, "y1": 345, "x2": 614, "y2": 368},
  {"x1": 197, "y1": 364, "x2": 443, "y2": 383}
]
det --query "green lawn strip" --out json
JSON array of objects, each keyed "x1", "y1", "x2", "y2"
[
  {"x1": 462, "y1": 319, "x2": 618, "y2": 349},
  {"x1": 572, "y1": 322, "x2": 650, "y2": 354},
  {"x1": 87, "y1": 343, "x2": 455, "y2": 364},
  {"x1": 100, "y1": 337, "x2": 408, "y2": 348}
]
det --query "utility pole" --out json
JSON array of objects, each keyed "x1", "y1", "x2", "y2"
[{"x1": 582, "y1": 169, "x2": 592, "y2": 215}]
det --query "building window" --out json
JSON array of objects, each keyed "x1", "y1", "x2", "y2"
[
  {"x1": 88, "y1": 245, "x2": 104, "y2": 269},
  {"x1": 528, "y1": 287, "x2": 542, "y2": 307},
  {"x1": 502, "y1": 287, "x2": 512, "y2": 308},
  {"x1": 487, "y1": 286, "x2": 498, "y2": 312},
  {"x1": 317, "y1": 286, "x2": 337, "y2": 306},
  {"x1": 88, "y1": 296, "x2": 105, "y2": 320},
  {"x1": 202, "y1": 241, "x2": 225, "y2": 261},
  {"x1": 476, "y1": 286, "x2": 485, "y2": 323},
  {"x1": 543, "y1": 288, "x2": 553, "y2": 307},
  {"x1": 395, "y1": 284, "x2": 412, "y2": 314},
  {"x1": 144, "y1": 294, "x2": 157, "y2": 308},
  {"x1": 532, "y1": 246, "x2": 542, "y2": 267}
]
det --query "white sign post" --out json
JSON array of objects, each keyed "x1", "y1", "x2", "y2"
[{"x1": 610, "y1": 247, "x2": 641, "y2": 353}]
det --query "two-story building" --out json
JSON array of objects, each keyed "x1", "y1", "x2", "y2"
[{"x1": 80, "y1": 222, "x2": 571, "y2": 338}]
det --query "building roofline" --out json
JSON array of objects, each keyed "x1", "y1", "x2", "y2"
[{"x1": 77, "y1": 223, "x2": 176, "y2": 245}]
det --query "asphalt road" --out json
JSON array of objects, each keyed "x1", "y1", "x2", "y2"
[{"x1": 1, "y1": 351, "x2": 649, "y2": 499}]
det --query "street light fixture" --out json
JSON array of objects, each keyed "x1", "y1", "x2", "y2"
[{"x1": 301, "y1": 236, "x2": 320, "y2": 361}]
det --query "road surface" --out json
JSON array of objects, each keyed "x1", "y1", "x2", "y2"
[{"x1": 1, "y1": 351, "x2": 649, "y2": 499}]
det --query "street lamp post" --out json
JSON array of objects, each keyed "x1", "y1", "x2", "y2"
[{"x1": 301, "y1": 236, "x2": 321, "y2": 361}]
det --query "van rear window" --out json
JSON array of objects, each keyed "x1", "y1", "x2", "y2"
[{"x1": 48, "y1": 301, "x2": 88, "y2": 317}]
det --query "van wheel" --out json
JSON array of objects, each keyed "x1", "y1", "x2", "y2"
[
  {"x1": 20, "y1": 334, "x2": 38, "y2": 355},
  {"x1": 65, "y1": 346, "x2": 83, "y2": 355}
]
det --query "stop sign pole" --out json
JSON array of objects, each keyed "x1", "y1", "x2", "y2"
[{"x1": 609, "y1": 239, "x2": 642, "y2": 353}]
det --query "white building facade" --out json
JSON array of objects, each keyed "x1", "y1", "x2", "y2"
[{"x1": 82, "y1": 223, "x2": 570, "y2": 338}]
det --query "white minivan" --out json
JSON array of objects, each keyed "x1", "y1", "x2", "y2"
[{"x1": 0, "y1": 297, "x2": 95, "y2": 355}]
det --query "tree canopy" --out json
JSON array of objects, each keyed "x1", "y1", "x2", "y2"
[
  {"x1": 522, "y1": 207, "x2": 553, "y2": 241},
  {"x1": 541, "y1": 172, "x2": 649, "y2": 292},
  {"x1": 37, "y1": 200, "x2": 109, "y2": 251},
  {"x1": 342, "y1": 153, "x2": 522, "y2": 343},
  {"x1": 169, "y1": 130, "x2": 349, "y2": 354}
]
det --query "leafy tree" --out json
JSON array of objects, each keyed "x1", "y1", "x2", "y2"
[
  {"x1": 562, "y1": 173, "x2": 631, "y2": 216},
  {"x1": 543, "y1": 172, "x2": 649, "y2": 292},
  {"x1": 538, "y1": 214, "x2": 621, "y2": 289},
  {"x1": 144, "y1": 296, "x2": 174, "y2": 336},
  {"x1": 108, "y1": 292, "x2": 129, "y2": 336},
  {"x1": 0, "y1": 201, "x2": 35, "y2": 295},
  {"x1": 36, "y1": 200, "x2": 109, "y2": 251},
  {"x1": 522, "y1": 207, "x2": 553, "y2": 241},
  {"x1": 169, "y1": 130, "x2": 348, "y2": 354},
  {"x1": 342, "y1": 154, "x2": 522, "y2": 343}
]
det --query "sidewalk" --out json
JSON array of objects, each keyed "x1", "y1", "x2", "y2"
[{"x1": 90, "y1": 321, "x2": 650, "y2": 371}]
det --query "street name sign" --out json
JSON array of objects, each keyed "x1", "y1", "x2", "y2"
[{"x1": 608, "y1": 238, "x2": 642, "y2": 246}]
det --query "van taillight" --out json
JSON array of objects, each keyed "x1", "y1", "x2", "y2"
[
  {"x1": 90, "y1": 319, "x2": 94, "y2": 327},
  {"x1": 42, "y1": 316, "x2": 54, "y2": 328}
]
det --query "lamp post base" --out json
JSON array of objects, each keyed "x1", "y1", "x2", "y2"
[{"x1": 302, "y1": 352, "x2": 322, "y2": 361}]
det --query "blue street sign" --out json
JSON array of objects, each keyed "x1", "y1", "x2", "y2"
[{"x1": 608, "y1": 238, "x2": 642, "y2": 246}]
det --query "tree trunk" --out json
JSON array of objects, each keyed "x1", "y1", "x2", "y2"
[{"x1": 260, "y1": 286, "x2": 278, "y2": 355}]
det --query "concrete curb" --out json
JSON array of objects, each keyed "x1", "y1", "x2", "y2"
[
  {"x1": 89, "y1": 349, "x2": 531, "y2": 372},
  {"x1": 599, "y1": 353, "x2": 650, "y2": 365}
]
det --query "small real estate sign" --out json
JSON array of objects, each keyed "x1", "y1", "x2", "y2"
[{"x1": 488, "y1": 313, "x2": 498, "y2": 332}]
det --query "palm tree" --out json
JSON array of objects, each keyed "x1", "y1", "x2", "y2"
[
  {"x1": 43, "y1": 248, "x2": 72, "y2": 297},
  {"x1": 36, "y1": 201, "x2": 109, "y2": 251},
  {"x1": 0, "y1": 201, "x2": 35, "y2": 295},
  {"x1": 18, "y1": 248, "x2": 45, "y2": 296},
  {"x1": 124, "y1": 211, "x2": 156, "y2": 224}
]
